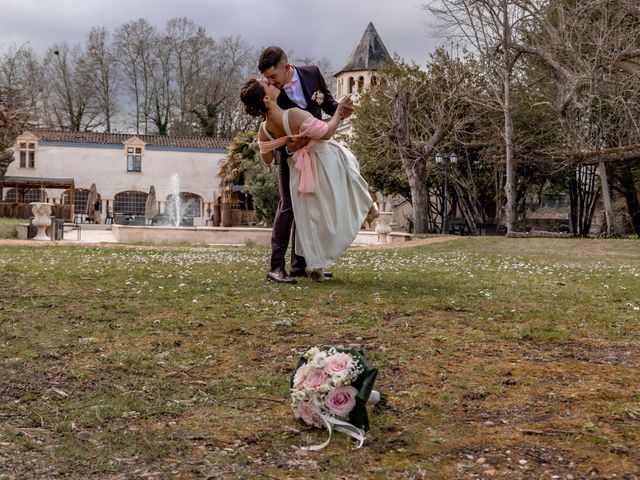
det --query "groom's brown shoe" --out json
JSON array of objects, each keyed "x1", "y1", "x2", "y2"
[{"x1": 266, "y1": 268, "x2": 297, "y2": 284}]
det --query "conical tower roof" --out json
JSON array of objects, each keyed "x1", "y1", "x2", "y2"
[{"x1": 335, "y1": 22, "x2": 392, "y2": 76}]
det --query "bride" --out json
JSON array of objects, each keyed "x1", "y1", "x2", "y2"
[{"x1": 240, "y1": 78, "x2": 378, "y2": 281}]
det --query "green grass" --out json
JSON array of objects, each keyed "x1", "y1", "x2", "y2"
[
  {"x1": 0, "y1": 217, "x2": 24, "y2": 238},
  {"x1": 0, "y1": 237, "x2": 639, "y2": 478}
]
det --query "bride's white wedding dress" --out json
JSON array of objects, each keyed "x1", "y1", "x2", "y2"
[{"x1": 260, "y1": 110, "x2": 373, "y2": 270}]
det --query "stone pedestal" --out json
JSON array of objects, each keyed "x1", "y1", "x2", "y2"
[
  {"x1": 375, "y1": 212, "x2": 394, "y2": 244},
  {"x1": 31, "y1": 202, "x2": 54, "y2": 241}
]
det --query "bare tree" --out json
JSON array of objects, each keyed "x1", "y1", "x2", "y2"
[
  {"x1": 82, "y1": 26, "x2": 119, "y2": 132},
  {"x1": 514, "y1": 0, "x2": 640, "y2": 235},
  {"x1": 147, "y1": 34, "x2": 174, "y2": 135},
  {"x1": 0, "y1": 45, "x2": 32, "y2": 176},
  {"x1": 0, "y1": 44, "x2": 50, "y2": 128},
  {"x1": 164, "y1": 17, "x2": 215, "y2": 134},
  {"x1": 192, "y1": 35, "x2": 254, "y2": 138},
  {"x1": 45, "y1": 43, "x2": 100, "y2": 131},
  {"x1": 114, "y1": 18, "x2": 156, "y2": 134},
  {"x1": 427, "y1": 0, "x2": 531, "y2": 235}
]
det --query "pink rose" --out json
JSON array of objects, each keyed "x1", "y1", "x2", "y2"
[
  {"x1": 302, "y1": 367, "x2": 328, "y2": 391},
  {"x1": 325, "y1": 386, "x2": 358, "y2": 416},
  {"x1": 295, "y1": 401, "x2": 322, "y2": 428},
  {"x1": 324, "y1": 353, "x2": 352, "y2": 376},
  {"x1": 293, "y1": 365, "x2": 309, "y2": 389}
]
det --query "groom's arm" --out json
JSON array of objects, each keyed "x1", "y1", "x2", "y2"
[
  {"x1": 299, "y1": 65, "x2": 338, "y2": 116},
  {"x1": 314, "y1": 67, "x2": 339, "y2": 117},
  {"x1": 310, "y1": 66, "x2": 353, "y2": 119}
]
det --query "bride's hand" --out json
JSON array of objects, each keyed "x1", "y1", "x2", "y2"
[{"x1": 286, "y1": 136, "x2": 310, "y2": 155}]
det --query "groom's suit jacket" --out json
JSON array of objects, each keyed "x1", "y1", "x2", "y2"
[
  {"x1": 272, "y1": 66, "x2": 339, "y2": 166},
  {"x1": 277, "y1": 65, "x2": 339, "y2": 123}
]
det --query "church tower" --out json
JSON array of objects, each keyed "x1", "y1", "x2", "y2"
[{"x1": 334, "y1": 22, "x2": 393, "y2": 101}]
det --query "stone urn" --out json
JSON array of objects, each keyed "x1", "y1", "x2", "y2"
[
  {"x1": 31, "y1": 202, "x2": 54, "y2": 241},
  {"x1": 375, "y1": 212, "x2": 394, "y2": 244}
]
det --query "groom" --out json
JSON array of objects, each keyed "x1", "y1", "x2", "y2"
[{"x1": 258, "y1": 46, "x2": 354, "y2": 284}]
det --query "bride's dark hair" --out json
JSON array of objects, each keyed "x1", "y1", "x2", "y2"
[{"x1": 240, "y1": 79, "x2": 267, "y2": 117}]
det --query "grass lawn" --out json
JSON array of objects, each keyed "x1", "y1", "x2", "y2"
[
  {"x1": 0, "y1": 237, "x2": 639, "y2": 479},
  {"x1": 0, "y1": 218, "x2": 23, "y2": 239}
]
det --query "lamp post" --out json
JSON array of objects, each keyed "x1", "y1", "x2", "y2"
[{"x1": 435, "y1": 152, "x2": 457, "y2": 234}]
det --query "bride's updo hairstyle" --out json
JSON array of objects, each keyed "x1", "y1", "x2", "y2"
[{"x1": 240, "y1": 79, "x2": 267, "y2": 117}]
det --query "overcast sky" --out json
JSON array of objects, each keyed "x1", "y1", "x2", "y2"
[{"x1": 0, "y1": 0, "x2": 443, "y2": 71}]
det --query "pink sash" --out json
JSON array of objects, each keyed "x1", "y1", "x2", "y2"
[{"x1": 259, "y1": 117, "x2": 329, "y2": 193}]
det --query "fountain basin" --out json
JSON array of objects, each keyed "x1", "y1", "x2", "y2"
[{"x1": 112, "y1": 225, "x2": 413, "y2": 246}]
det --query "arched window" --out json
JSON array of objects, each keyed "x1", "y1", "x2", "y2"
[
  {"x1": 371, "y1": 75, "x2": 378, "y2": 86},
  {"x1": 114, "y1": 191, "x2": 147, "y2": 215},
  {"x1": 357, "y1": 76, "x2": 365, "y2": 92},
  {"x1": 348, "y1": 77, "x2": 356, "y2": 94},
  {"x1": 63, "y1": 188, "x2": 89, "y2": 213},
  {"x1": 4, "y1": 188, "x2": 17, "y2": 202},
  {"x1": 23, "y1": 188, "x2": 46, "y2": 202}
]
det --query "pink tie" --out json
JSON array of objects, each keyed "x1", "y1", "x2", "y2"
[{"x1": 283, "y1": 78, "x2": 297, "y2": 89}]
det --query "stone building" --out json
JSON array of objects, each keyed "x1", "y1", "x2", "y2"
[
  {"x1": 2, "y1": 129, "x2": 228, "y2": 225},
  {"x1": 334, "y1": 22, "x2": 392, "y2": 101}
]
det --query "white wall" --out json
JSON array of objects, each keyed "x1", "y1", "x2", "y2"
[{"x1": 5, "y1": 142, "x2": 226, "y2": 218}]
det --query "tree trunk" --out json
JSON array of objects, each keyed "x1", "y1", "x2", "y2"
[
  {"x1": 617, "y1": 164, "x2": 640, "y2": 236},
  {"x1": 598, "y1": 162, "x2": 615, "y2": 236},
  {"x1": 503, "y1": 1, "x2": 516, "y2": 235},
  {"x1": 570, "y1": 165, "x2": 600, "y2": 236},
  {"x1": 410, "y1": 173, "x2": 430, "y2": 233}
]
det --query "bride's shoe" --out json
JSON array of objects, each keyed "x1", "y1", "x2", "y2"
[
  {"x1": 366, "y1": 202, "x2": 380, "y2": 225},
  {"x1": 306, "y1": 267, "x2": 327, "y2": 282}
]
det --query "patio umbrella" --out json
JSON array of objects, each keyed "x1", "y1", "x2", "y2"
[
  {"x1": 85, "y1": 183, "x2": 99, "y2": 222},
  {"x1": 145, "y1": 185, "x2": 159, "y2": 224}
]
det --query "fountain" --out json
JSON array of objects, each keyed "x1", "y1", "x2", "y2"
[
  {"x1": 110, "y1": 177, "x2": 414, "y2": 245},
  {"x1": 167, "y1": 173, "x2": 182, "y2": 227}
]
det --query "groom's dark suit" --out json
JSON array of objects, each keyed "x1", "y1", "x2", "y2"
[{"x1": 271, "y1": 65, "x2": 339, "y2": 276}]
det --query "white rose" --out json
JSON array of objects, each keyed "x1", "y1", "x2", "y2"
[
  {"x1": 310, "y1": 351, "x2": 327, "y2": 368},
  {"x1": 304, "y1": 347, "x2": 320, "y2": 360}
]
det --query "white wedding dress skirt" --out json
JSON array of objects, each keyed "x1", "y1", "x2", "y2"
[{"x1": 288, "y1": 139, "x2": 371, "y2": 269}]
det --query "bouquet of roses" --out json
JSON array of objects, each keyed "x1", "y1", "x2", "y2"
[{"x1": 291, "y1": 346, "x2": 383, "y2": 450}]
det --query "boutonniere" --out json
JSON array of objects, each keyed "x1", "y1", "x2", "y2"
[{"x1": 311, "y1": 90, "x2": 325, "y2": 104}]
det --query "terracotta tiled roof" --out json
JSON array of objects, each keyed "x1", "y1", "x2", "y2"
[
  {"x1": 26, "y1": 129, "x2": 230, "y2": 150},
  {"x1": 335, "y1": 22, "x2": 393, "y2": 76}
]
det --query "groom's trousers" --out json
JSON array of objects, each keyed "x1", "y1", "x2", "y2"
[{"x1": 271, "y1": 154, "x2": 306, "y2": 274}]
